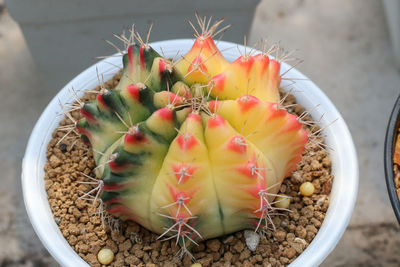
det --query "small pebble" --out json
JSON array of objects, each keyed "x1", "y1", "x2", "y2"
[
  {"x1": 300, "y1": 182, "x2": 315, "y2": 196},
  {"x1": 59, "y1": 143, "x2": 67, "y2": 153},
  {"x1": 316, "y1": 195, "x2": 327, "y2": 206},
  {"x1": 223, "y1": 235, "x2": 234, "y2": 244},
  {"x1": 283, "y1": 247, "x2": 296, "y2": 259},
  {"x1": 97, "y1": 248, "x2": 114, "y2": 265},
  {"x1": 274, "y1": 195, "x2": 291, "y2": 209},
  {"x1": 244, "y1": 230, "x2": 260, "y2": 251},
  {"x1": 274, "y1": 230, "x2": 286, "y2": 242},
  {"x1": 206, "y1": 239, "x2": 221, "y2": 252}
]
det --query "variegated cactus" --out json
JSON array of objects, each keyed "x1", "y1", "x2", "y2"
[{"x1": 76, "y1": 17, "x2": 308, "y2": 252}]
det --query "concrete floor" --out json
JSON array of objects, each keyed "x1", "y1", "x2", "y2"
[
  {"x1": 0, "y1": 0, "x2": 399, "y2": 266},
  {"x1": 0, "y1": 2, "x2": 57, "y2": 266}
]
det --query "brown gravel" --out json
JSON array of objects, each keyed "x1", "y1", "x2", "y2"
[{"x1": 44, "y1": 72, "x2": 333, "y2": 267}]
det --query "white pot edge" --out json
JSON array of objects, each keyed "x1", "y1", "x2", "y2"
[{"x1": 22, "y1": 39, "x2": 359, "y2": 267}]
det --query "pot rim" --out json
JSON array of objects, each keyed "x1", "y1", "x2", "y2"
[
  {"x1": 384, "y1": 94, "x2": 400, "y2": 223},
  {"x1": 22, "y1": 39, "x2": 359, "y2": 267}
]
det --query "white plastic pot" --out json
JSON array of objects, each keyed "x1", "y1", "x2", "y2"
[{"x1": 22, "y1": 40, "x2": 358, "y2": 267}]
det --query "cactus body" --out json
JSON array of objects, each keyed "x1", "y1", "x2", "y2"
[{"x1": 77, "y1": 24, "x2": 308, "y2": 249}]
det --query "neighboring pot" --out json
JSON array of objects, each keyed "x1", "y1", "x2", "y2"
[
  {"x1": 384, "y1": 94, "x2": 400, "y2": 223},
  {"x1": 22, "y1": 39, "x2": 359, "y2": 267}
]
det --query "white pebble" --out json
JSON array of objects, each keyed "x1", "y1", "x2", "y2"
[
  {"x1": 316, "y1": 195, "x2": 327, "y2": 206},
  {"x1": 244, "y1": 230, "x2": 260, "y2": 251},
  {"x1": 300, "y1": 182, "x2": 315, "y2": 196},
  {"x1": 274, "y1": 195, "x2": 291, "y2": 209},
  {"x1": 97, "y1": 248, "x2": 114, "y2": 265}
]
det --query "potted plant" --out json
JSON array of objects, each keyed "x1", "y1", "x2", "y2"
[
  {"x1": 22, "y1": 18, "x2": 358, "y2": 266},
  {"x1": 384, "y1": 94, "x2": 400, "y2": 223}
]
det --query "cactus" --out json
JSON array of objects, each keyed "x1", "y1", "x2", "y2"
[{"x1": 74, "y1": 16, "x2": 308, "y2": 253}]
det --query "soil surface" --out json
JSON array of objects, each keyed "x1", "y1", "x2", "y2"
[{"x1": 44, "y1": 72, "x2": 333, "y2": 267}]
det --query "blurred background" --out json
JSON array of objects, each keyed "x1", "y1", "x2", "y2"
[{"x1": 0, "y1": 0, "x2": 399, "y2": 266}]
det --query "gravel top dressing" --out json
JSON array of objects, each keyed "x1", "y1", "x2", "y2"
[{"x1": 44, "y1": 72, "x2": 333, "y2": 267}]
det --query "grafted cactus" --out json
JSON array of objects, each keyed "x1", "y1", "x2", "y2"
[{"x1": 76, "y1": 17, "x2": 308, "y2": 252}]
